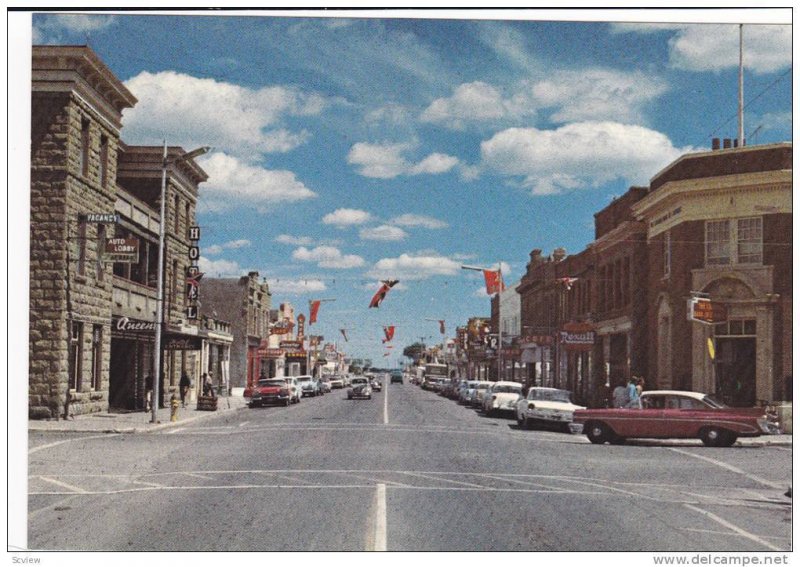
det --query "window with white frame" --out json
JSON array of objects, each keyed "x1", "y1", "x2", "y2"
[
  {"x1": 705, "y1": 220, "x2": 731, "y2": 266},
  {"x1": 705, "y1": 217, "x2": 762, "y2": 266},
  {"x1": 737, "y1": 217, "x2": 763, "y2": 264}
]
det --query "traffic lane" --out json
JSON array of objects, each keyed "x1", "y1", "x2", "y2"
[
  {"x1": 385, "y1": 486, "x2": 788, "y2": 551},
  {"x1": 28, "y1": 482, "x2": 378, "y2": 551}
]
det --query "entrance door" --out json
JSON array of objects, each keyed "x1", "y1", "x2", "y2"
[
  {"x1": 109, "y1": 338, "x2": 136, "y2": 410},
  {"x1": 715, "y1": 337, "x2": 756, "y2": 407}
]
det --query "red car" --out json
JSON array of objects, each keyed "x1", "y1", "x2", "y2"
[
  {"x1": 573, "y1": 390, "x2": 779, "y2": 447},
  {"x1": 249, "y1": 378, "x2": 293, "y2": 408}
]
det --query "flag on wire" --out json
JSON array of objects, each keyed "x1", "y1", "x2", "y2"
[
  {"x1": 369, "y1": 280, "x2": 399, "y2": 308},
  {"x1": 483, "y1": 269, "x2": 505, "y2": 295},
  {"x1": 382, "y1": 325, "x2": 395, "y2": 344},
  {"x1": 383, "y1": 352, "x2": 391, "y2": 357},
  {"x1": 309, "y1": 300, "x2": 321, "y2": 324},
  {"x1": 339, "y1": 328, "x2": 349, "y2": 342},
  {"x1": 438, "y1": 319, "x2": 445, "y2": 334},
  {"x1": 557, "y1": 277, "x2": 579, "y2": 291}
]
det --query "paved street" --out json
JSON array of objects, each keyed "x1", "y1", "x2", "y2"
[{"x1": 27, "y1": 378, "x2": 791, "y2": 552}]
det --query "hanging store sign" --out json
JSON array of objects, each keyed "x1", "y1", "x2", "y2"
[
  {"x1": 558, "y1": 324, "x2": 595, "y2": 351},
  {"x1": 103, "y1": 237, "x2": 139, "y2": 263},
  {"x1": 259, "y1": 348, "x2": 284, "y2": 359},
  {"x1": 296, "y1": 314, "x2": 306, "y2": 338},
  {"x1": 279, "y1": 340, "x2": 303, "y2": 352},
  {"x1": 271, "y1": 319, "x2": 294, "y2": 335},
  {"x1": 162, "y1": 334, "x2": 202, "y2": 351},
  {"x1": 113, "y1": 316, "x2": 155, "y2": 333},
  {"x1": 83, "y1": 213, "x2": 120, "y2": 223},
  {"x1": 687, "y1": 298, "x2": 727, "y2": 324}
]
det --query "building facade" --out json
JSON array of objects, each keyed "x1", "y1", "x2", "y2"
[{"x1": 30, "y1": 45, "x2": 231, "y2": 418}]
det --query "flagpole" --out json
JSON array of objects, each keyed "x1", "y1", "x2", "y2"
[{"x1": 461, "y1": 263, "x2": 505, "y2": 381}]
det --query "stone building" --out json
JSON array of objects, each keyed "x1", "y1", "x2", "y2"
[
  {"x1": 30, "y1": 45, "x2": 136, "y2": 418},
  {"x1": 633, "y1": 142, "x2": 792, "y2": 406},
  {"x1": 30, "y1": 45, "x2": 231, "y2": 417},
  {"x1": 200, "y1": 272, "x2": 271, "y2": 390}
]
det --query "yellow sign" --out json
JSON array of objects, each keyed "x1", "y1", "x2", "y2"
[{"x1": 707, "y1": 338, "x2": 715, "y2": 360}]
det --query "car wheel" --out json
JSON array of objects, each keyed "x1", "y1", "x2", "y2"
[
  {"x1": 701, "y1": 427, "x2": 734, "y2": 447},
  {"x1": 586, "y1": 422, "x2": 612, "y2": 444}
]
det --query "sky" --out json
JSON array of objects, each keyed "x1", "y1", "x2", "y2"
[{"x1": 24, "y1": 8, "x2": 793, "y2": 366}]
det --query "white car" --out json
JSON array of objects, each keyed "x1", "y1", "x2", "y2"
[
  {"x1": 284, "y1": 377, "x2": 302, "y2": 403},
  {"x1": 329, "y1": 375, "x2": 344, "y2": 389},
  {"x1": 516, "y1": 387, "x2": 585, "y2": 432},
  {"x1": 482, "y1": 381, "x2": 523, "y2": 417},
  {"x1": 471, "y1": 381, "x2": 493, "y2": 407}
]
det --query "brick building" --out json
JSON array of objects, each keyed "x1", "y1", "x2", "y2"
[
  {"x1": 200, "y1": 272, "x2": 272, "y2": 391},
  {"x1": 633, "y1": 142, "x2": 792, "y2": 406}
]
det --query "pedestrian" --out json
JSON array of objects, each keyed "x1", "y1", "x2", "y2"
[
  {"x1": 636, "y1": 377, "x2": 645, "y2": 397},
  {"x1": 179, "y1": 372, "x2": 191, "y2": 407},
  {"x1": 203, "y1": 372, "x2": 216, "y2": 398},
  {"x1": 612, "y1": 380, "x2": 630, "y2": 408},
  {"x1": 145, "y1": 374, "x2": 153, "y2": 411},
  {"x1": 626, "y1": 376, "x2": 640, "y2": 408}
]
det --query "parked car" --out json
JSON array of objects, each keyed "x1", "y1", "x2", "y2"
[
  {"x1": 458, "y1": 381, "x2": 478, "y2": 404},
  {"x1": 249, "y1": 378, "x2": 293, "y2": 407},
  {"x1": 572, "y1": 390, "x2": 780, "y2": 446},
  {"x1": 319, "y1": 377, "x2": 332, "y2": 393},
  {"x1": 482, "y1": 381, "x2": 523, "y2": 417},
  {"x1": 347, "y1": 376, "x2": 373, "y2": 400},
  {"x1": 390, "y1": 370, "x2": 404, "y2": 384},
  {"x1": 297, "y1": 375, "x2": 321, "y2": 397},
  {"x1": 516, "y1": 387, "x2": 585, "y2": 432},
  {"x1": 284, "y1": 376, "x2": 302, "y2": 403},
  {"x1": 471, "y1": 381, "x2": 493, "y2": 407},
  {"x1": 329, "y1": 375, "x2": 345, "y2": 389}
]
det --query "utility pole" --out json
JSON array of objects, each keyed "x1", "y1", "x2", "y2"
[
  {"x1": 738, "y1": 23, "x2": 745, "y2": 147},
  {"x1": 461, "y1": 263, "x2": 504, "y2": 382}
]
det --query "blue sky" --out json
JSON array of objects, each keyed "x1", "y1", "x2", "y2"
[{"x1": 28, "y1": 9, "x2": 792, "y2": 366}]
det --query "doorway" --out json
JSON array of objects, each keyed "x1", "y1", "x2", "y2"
[{"x1": 715, "y1": 337, "x2": 756, "y2": 407}]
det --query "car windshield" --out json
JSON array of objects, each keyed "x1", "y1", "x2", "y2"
[
  {"x1": 352, "y1": 378, "x2": 368, "y2": 385},
  {"x1": 466, "y1": 381, "x2": 479, "y2": 388},
  {"x1": 297, "y1": 377, "x2": 311, "y2": 383},
  {"x1": 476, "y1": 382, "x2": 491, "y2": 390},
  {"x1": 259, "y1": 379, "x2": 285, "y2": 387},
  {"x1": 702, "y1": 394, "x2": 728, "y2": 408},
  {"x1": 528, "y1": 389, "x2": 572, "y2": 403},
  {"x1": 493, "y1": 385, "x2": 521, "y2": 394}
]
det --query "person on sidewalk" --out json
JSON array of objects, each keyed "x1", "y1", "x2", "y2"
[
  {"x1": 612, "y1": 380, "x2": 630, "y2": 408},
  {"x1": 145, "y1": 374, "x2": 153, "y2": 411},
  {"x1": 179, "y1": 372, "x2": 191, "y2": 407},
  {"x1": 202, "y1": 372, "x2": 216, "y2": 398}
]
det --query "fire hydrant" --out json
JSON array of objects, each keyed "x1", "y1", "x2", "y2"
[{"x1": 170, "y1": 395, "x2": 179, "y2": 422}]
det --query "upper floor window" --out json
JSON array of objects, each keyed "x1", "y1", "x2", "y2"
[
  {"x1": 705, "y1": 217, "x2": 762, "y2": 266},
  {"x1": 99, "y1": 134, "x2": 109, "y2": 188},
  {"x1": 80, "y1": 118, "x2": 91, "y2": 178}
]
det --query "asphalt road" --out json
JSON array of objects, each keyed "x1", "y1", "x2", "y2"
[{"x1": 27, "y1": 378, "x2": 792, "y2": 552}]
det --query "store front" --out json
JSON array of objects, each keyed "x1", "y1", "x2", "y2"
[{"x1": 109, "y1": 316, "x2": 155, "y2": 411}]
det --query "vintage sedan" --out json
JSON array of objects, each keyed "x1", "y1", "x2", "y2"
[
  {"x1": 470, "y1": 381, "x2": 493, "y2": 407},
  {"x1": 249, "y1": 378, "x2": 293, "y2": 407},
  {"x1": 482, "y1": 381, "x2": 523, "y2": 417},
  {"x1": 573, "y1": 390, "x2": 779, "y2": 447},
  {"x1": 296, "y1": 375, "x2": 321, "y2": 397},
  {"x1": 329, "y1": 375, "x2": 345, "y2": 389},
  {"x1": 516, "y1": 387, "x2": 585, "y2": 432},
  {"x1": 347, "y1": 376, "x2": 373, "y2": 400}
]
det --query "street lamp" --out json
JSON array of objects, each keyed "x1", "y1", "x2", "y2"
[
  {"x1": 462, "y1": 263, "x2": 504, "y2": 382},
  {"x1": 152, "y1": 142, "x2": 210, "y2": 423}
]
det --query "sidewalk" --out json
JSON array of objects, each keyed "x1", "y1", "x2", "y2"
[{"x1": 28, "y1": 394, "x2": 249, "y2": 434}]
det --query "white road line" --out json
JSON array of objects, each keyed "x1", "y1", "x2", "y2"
[
  {"x1": 131, "y1": 479, "x2": 167, "y2": 488},
  {"x1": 398, "y1": 471, "x2": 485, "y2": 488},
  {"x1": 372, "y1": 483, "x2": 387, "y2": 551},
  {"x1": 683, "y1": 504, "x2": 784, "y2": 551},
  {"x1": 180, "y1": 472, "x2": 215, "y2": 480},
  {"x1": 28, "y1": 433, "x2": 120, "y2": 455},
  {"x1": 383, "y1": 381, "x2": 388, "y2": 425},
  {"x1": 476, "y1": 473, "x2": 572, "y2": 492},
  {"x1": 166, "y1": 427, "x2": 185, "y2": 434},
  {"x1": 38, "y1": 476, "x2": 88, "y2": 493},
  {"x1": 669, "y1": 448, "x2": 784, "y2": 489},
  {"x1": 329, "y1": 471, "x2": 413, "y2": 488},
  {"x1": 239, "y1": 421, "x2": 249, "y2": 428}
]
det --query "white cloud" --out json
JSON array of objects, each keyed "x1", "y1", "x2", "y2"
[
  {"x1": 198, "y1": 257, "x2": 241, "y2": 277},
  {"x1": 267, "y1": 278, "x2": 327, "y2": 295},
  {"x1": 347, "y1": 142, "x2": 459, "y2": 179},
  {"x1": 359, "y1": 225, "x2": 408, "y2": 241},
  {"x1": 529, "y1": 69, "x2": 668, "y2": 124},
  {"x1": 292, "y1": 246, "x2": 365, "y2": 269},
  {"x1": 613, "y1": 23, "x2": 791, "y2": 74},
  {"x1": 421, "y1": 81, "x2": 532, "y2": 129},
  {"x1": 198, "y1": 152, "x2": 316, "y2": 209},
  {"x1": 362, "y1": 281, "x2": 408, "y2": 291},
  {"x1": 225, "y1": 239, "x2": 251, "y2": 249},
  {"x1": 122, "y1": 71, "x2": 325, "y2": 160},
  {"x1": 389, "y1": 214, "x2": 448, "y2": 229},
  {"x1": 367, "y1": 253, "x2": 462, "y2": 281},
  {"x1": 481, "y1": 121, "x2": 692, "y2": 196},
  {"x1": 473, "y1": 286, "x2": 492, "y2": 298},
  {"x1": 322, "y1": 208, "x2": 372, "y2": 227},
  {"x1": 41, "y1": 14, "x2": 117, "y2": 33},
  {"x1": 204, "y1": 244, "x2": 223, "y2": 255},
  {"x1": 275, "y1": 234, "x2": 314, "y2": 246}
]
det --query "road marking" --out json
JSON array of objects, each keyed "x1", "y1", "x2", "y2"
[
  {"x1": 239, "y1": 421, "x2": 249, "y2": 428},
  {"x1": 166, "y1": 427, "x2": 185, "y2": 434},
  {"x1": 28, "y1": 433, "x2": 120, "y2": 455},
  {"x1": 38, "y1": 476, "x2": 88, "y2": 493},
  {"x1": 683, "y1": 504, "x2": 784, "y2": 551},
  {"x1": 370, "y1": 483, "x2": 387, "y2": 551},
  {"x1": 180, "y1": 472, "x2": 215, "y2": 480},
  {"x1": 383, "y1": 381, "x2": 388, "y2": 425},
  {"x1": 669, "y1": 448, "x2": 784, "y2": 489},
  {"x1": 398, "y1": 471, "x2": 484, "y2": 488},
  {"x1": 329, "y1": 471, "x2": 412, "y2": 488},
  {"x1": 475, "y1": 473, "x2": 572, "y2": 492},
  {"x1": 131, "y1": 479, "x2": 167, "y2": 488}
]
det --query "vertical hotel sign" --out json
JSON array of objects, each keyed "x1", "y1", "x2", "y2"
[{"x1": 186, "y1": 226, "x2": 201, "y2": 320}]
